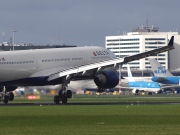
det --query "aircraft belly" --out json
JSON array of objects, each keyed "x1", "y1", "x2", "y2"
[{"x1": 0, "y1": 68, "x2": 34, "y2": 82}]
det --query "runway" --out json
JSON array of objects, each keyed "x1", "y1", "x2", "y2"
[{"x1": 0, "y1": 101, "x2": 180, "y2": 106}]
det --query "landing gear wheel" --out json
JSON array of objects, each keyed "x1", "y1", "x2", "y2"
[
  {"x1": 135, "y1": 90, "x2": 139, "y2": 95},
  {"x1": 62, "y1": 96, "x2": 67, "y2": 104},
  {"x1": 3, "y1": 95, "x2": 9, "y2": 104},
  {"x1": 8, "y1": 92, "x2": 14, "y2": 101},
  {"x1": 66, "y1": 90, "x2": 72, "y2": 98},
  {"x1": 54, "y1": 95, "x2": 60, "y2": 104}
]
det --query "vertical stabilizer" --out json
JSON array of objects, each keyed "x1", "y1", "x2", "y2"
[
  {"x1": 148, "y1": 58, "x2": 173, "y2": 77},
  {"x1": 127, "y1": 64, "x2": 135, "y2": 82}
]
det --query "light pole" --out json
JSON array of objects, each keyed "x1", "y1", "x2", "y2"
[
  {"x1": 118, "y1": 39, "x2": 121, "y2": 94},
  {"x1": 12, "y1": 30, "x2": 17, "y2": 51}
]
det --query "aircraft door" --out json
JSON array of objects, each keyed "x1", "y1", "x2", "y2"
[{"x1": 34, "y1": 57, "x2": 39, "y2": 69}]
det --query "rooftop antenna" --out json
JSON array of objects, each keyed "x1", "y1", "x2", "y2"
[{"x1": 12, "y1": 29, "x2": 17, "y2": 51}]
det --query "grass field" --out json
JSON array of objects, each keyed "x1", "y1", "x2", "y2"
[{"x1": 1, "y1": 103, "x2": 180, "y2": 134}]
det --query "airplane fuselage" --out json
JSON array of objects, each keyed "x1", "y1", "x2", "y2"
[
  {"x1": 0, "y1": 46, "x2": 116, "y2": 86},
  {"x1": 128, "y1": 81, "x2": 161, "y2": 92}
]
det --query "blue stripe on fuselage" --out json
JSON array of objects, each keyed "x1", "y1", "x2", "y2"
[{"x1": 128, "y1": 82, "x2": 160, "y2": 88}]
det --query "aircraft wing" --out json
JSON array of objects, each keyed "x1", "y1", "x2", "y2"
[
  {"x1": 161, "y1": 84, "x2": 180, "y2": 89},
  {"x1": 47, "y1": 58, "x2": 124, "y2": 81},
  {"x1": 30, "y1": 36, "x2": 174, "y2": 82}
]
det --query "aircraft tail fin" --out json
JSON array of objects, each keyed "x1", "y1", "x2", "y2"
[
  {"x1": 127, "y1": 64, "x2": 135, "y2": 82},
  {"x1": 148, "y1": 58, "x2": 173, "y2": 77}
]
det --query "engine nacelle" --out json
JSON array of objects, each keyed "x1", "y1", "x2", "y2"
[
  {"x1": 94, "y1": 70, "x2": 119, "y2": 88},
  {"x1": 5, "y1": 86, "x2": 18, "y2": 92},
  {"x1": 132, "y1": 88, "x2": 139, "y2": 94}
]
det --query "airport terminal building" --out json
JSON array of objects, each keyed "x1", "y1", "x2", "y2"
[
  {"x1": 106, "y1": 25, "x2": 180, "y2": 70},
  {"x1": 0, "y1": 43, "x2": 76, "y2": 51}
]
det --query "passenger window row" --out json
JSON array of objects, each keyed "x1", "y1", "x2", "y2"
[
  {"x1": 0, "y1": 61, "x2": 34, "y2": 64},
  {"x1": 42, "y1": 57, "x2": 84, "y2": 62}
]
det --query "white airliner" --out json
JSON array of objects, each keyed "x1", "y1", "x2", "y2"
[
  {"x1": 0, "y1": 36, "x2": 174, "y2": 104},
  {"x1": 120, "y1": 64, "x2": 161, "y2": 95},
  {"x1": 149, "y1": 58, "x2": 180, "y2": 85}
]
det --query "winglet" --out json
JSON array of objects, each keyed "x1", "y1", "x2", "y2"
[{"x1": 168, "y1": 36, "x2": 174, "y2": 46}]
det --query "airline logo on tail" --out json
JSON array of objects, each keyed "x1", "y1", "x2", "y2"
[{"x1": 154, "y1": 66, "x2": 166, "y2": 74}]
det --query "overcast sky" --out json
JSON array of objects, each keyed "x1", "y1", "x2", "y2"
[{"x1": 0, "y1": 0, "x2": 179, "y2": 47}]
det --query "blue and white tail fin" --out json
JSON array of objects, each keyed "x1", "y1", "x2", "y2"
[
  {"x1": 148, "y1": 58, "x2": 173, "y2": 77},
  {"x1": 127, "y1": 64, "x2": 135, "y2": 82}
]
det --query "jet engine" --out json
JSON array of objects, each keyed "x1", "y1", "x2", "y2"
[
  {"x1": 94, "y1": 70, "x2": 119, "y2": 88},
  {"x1": 132, "y1": 88, "x2": 139, "y2": 95}
]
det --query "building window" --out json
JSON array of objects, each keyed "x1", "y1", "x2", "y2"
[
  {"x1": 128, "y1": 62, "x2": 140, "y2": 65},
  {"x1": 120, "y1": 43, "x2": 139, "y2": 45},
  {"x1": 158, "y1": 54, "x2": 165, "y2": 56},
  {"x1": 107, "y1": 39, "x2": 120, "y2": 42},
  {"x1": 120, "y1": 51, "x2": 139, "y2": 53},
  {"x1": 120, "y1": 47, "x2": 139, "y2": 49},
  {"x1": 107, "y1": 43, "x2": 119, "y2": 45},
  {"x1": 120, "y1": 39, "x2": 139, "y2": 41},
  {"x1": 107, "y1": 38, "x2": 139, "y2": 42},
  {"x1": 145, "y1": 38, "x2": 165, "y2": 40},
  {"x1": 145, "y1": 66, "x2": 151, "y2": 68},
  {"x1": 145, "y1": 46, "x2": 158, "y2": 49},
  {"x1": 158, "y1": 58, "x2": 166, "y2": 60},
  {"x1": 145, "y1": 42, "x2": 165, "y2": 44}
]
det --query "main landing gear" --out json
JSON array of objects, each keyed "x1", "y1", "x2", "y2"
[
  {"x1": 54, "y1": 76, "x2": 73, "y2": 104},
  {"x1": 0, "y1": 87, "x2": 14, "y2": 104},
  {"x1": 54, "y1": 88, "x2": 72, "y2": 104}
]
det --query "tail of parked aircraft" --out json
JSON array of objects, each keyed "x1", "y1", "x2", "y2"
[
  {"x1": 127, "y1": 64, "x2": 135, "y2": 82},
  {"x1": 148, "y1": 58, "x2": 173, "y2": 77}
]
